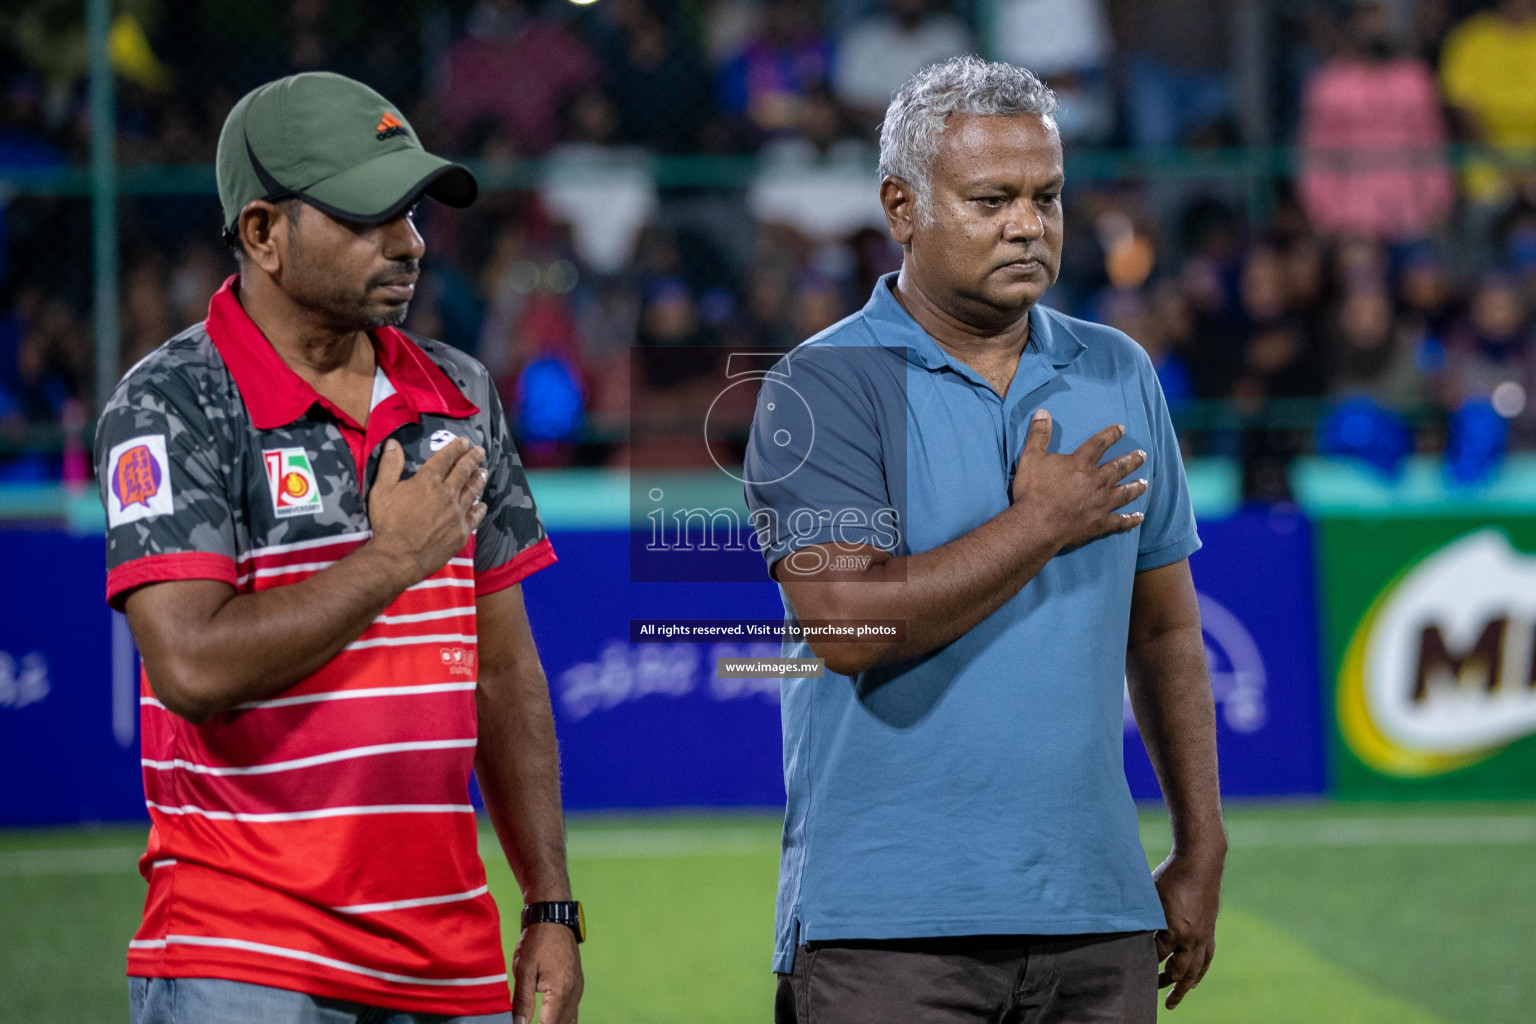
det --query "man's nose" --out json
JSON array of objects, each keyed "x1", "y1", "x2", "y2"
[
  {"x1": 1002, "y1": 202, "x2": 1044, "y2": 242},
  {"x1": 382, "y1": 212, "x2": 426, "y2": 261}
]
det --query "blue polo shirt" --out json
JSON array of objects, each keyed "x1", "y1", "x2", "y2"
[{"x1": 744, "y1": 274, "x2": 1200, "y2": 972}]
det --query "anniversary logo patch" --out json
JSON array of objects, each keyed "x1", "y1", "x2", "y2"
[{"x1": 263, "y1": 448, "x2": 323, "y2": 519}]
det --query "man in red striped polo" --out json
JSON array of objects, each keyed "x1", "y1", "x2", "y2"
[{"x1": 95, "y1": 73, "x2": 582, "y2": 1024}]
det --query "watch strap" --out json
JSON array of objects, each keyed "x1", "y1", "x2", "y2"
[{"x1": 522, "y1": 900, "x2": 585, "y2": 943}]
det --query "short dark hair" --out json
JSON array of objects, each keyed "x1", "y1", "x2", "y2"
[{"x1": 224, "y1": 197, "x2": 307, "y2": 260}]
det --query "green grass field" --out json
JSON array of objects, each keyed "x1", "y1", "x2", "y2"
[{"x1": 4, "y1": 801, "x2": 1534, "y2": 1023}]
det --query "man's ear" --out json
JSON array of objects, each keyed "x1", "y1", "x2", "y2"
[
  {"x1": 880, "y1": 176, "x2": 916, "y2": 247},
  {"x1": 237, "y1": 200, "x2": 292, "y2": 275}
]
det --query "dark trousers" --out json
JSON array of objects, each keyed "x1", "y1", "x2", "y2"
[{"x1": 774, "y1": 932, "x2": 1158, "y2": 1024}]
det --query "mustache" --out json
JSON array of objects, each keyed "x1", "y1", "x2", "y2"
[{"x1": 368, "y1": 260, "x2": 420, "y2": 288}]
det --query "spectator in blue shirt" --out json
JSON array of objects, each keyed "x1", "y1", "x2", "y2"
[
  {"x1": 745, "y1": 56, "x2": 1224, "y2": 1024},
  {"x1": 716, "y1": 0, "x2": 835, "y2": 140}
]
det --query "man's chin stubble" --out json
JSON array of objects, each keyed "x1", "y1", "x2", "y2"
[
  {"x1": 289, "y1": 284, "x2": 408, "y2": 332},
  {"x1": 358, "y1": 300, "x2": 410, "y2": 329}
]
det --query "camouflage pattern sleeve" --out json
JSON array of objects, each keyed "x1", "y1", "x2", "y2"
[
  {"x1": 96, "y1": 367, "x2": 238, "y2": 610},
  {"x1": 472, "y1": 384, "x2": 555, "y2": 596}
]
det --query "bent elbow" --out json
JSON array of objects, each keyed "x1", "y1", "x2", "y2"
[
  {"x1": 157, "y1": 685, "x2": 218, "y2": 726},
  {"x1": 145, "y1": 659, "x2": 222, "y2": 725},
  {"x1": 172, "y1": 701, "x2": 218, "y2": 727},
  {"x1": 786, "y1": 577, "x2": 896, "y2": 676}
]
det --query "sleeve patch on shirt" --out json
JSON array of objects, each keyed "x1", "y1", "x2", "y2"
[{"x1": 107, "y1": 434, "x2": 174, "y2": 527}]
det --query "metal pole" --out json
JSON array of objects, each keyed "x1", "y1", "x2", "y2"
[
  {"x1": 88, "y1": 0, "x2": 119, "y2": 411},
  {"x1": 1234, "y1": 0, "x2": 1275, "y2": 229}
]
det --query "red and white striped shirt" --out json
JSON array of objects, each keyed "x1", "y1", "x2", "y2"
[{"x1": 97, "y1": 277, "x2": 554, "y2": 1014}]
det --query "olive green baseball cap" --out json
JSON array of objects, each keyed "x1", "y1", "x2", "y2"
[{"x1": 216, "y1": 72, "x2": 476, "y2": 239}]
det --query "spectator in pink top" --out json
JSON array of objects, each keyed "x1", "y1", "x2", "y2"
[
  {"x1": 1298, "y1": 1, "x2": 1453, "y2": 243},
  {"x1": 434, "y1": 0, "x2": 600, "y2": 156}
]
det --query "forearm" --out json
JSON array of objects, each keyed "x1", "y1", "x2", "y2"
[
  {"x1": 784, "y1": 415, "x2": 1147, "y2": 675},
  {"x1": 1126, "y1": 625, "x2": 1225, "y2": 855},
  {"x1": 475, "y1": 662, "x2": 572, "y2": 901},
  {"x1": 130, "y1": 541, "x2": 415, "y2": 720},
  {"x1": 792, "y1": 501, "x2": 1062, "y2": 673}
]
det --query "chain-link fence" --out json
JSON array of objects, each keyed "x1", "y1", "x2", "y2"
[{"x1": 3, "y1": 0, "x2": 1536, "y2": 494}]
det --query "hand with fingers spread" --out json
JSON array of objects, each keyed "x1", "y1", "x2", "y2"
[
  {"x1": 512, "y1": 923, "x2": 583, "y2": 1024},
  {"x1": 1152, "y1": 848, "x2": 1222, "y2": 1010},
  {"x1": 367, "y1": 436, "x2": 489, "y2": 586},
  {"x1": 1010, "y1": 408, "x2": 1148, "y2": 552}
]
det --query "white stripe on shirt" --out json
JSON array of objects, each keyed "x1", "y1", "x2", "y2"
[
  {"x1": 232, "y1": 681, "x2": 477, "y2": 711},
  {"x1": 236, "y1": 552, "x2": 474, "y2": 586},
  {"x1": 145, "y1": 802, "x2": 474, "y2": 823},
  {"x1": 375, "y1": 606, "x2": 476, "y2": 626},
  {"x1": 144, "y1": 682, "x2": 478, "y2": 714},
  {"x1": 344, "y1": 632, "x2": 477, "y2": 652},
  {"x1": 244, "y1": 531, "x2": 373, "y2": 561},
  {"x1": 137, "y1": 934, "x2": 506, "y2": 986},
  {"x1": 236, "y1": 559, "x2": 339, "y2": 585},
  {"x1": 142, "y1": 738, "x2": 477, "y2": 777},
  {"x1": 332, "y1": 885, "x2": 490, "y2": 915}
]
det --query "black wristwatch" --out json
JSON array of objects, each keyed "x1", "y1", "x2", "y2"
[{"x1": 522, "y1": 900, "x2": 585, "y2": 943}]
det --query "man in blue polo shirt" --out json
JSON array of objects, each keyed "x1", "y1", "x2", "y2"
[{"x1": 744, "y1": 57, "x2": 1225, "y2": 1023}]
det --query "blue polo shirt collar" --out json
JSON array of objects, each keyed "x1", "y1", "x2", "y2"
[{"x1": 862, "y1": 272, "x2": 1087, "y2": 390}]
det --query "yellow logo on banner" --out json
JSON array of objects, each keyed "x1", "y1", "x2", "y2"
[{"x1": 1339, "y1": 530, "x2": 1536, "y2": 777}]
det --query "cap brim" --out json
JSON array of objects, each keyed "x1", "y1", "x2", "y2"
[{"x1": 299, "y1": 147, "x2": 477, "y2": 224}]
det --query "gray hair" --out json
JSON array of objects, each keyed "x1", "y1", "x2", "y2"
[{"x1": 878, "y1": 56, "x2": 1058, "y2": 219}]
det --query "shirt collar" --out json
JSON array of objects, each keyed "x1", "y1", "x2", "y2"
[
  {"x1": 204, "y1": 275, "x2": 479, "y2": 430},
  {"x1": 861, "y1": 272, "x2": 1087, "y2": 373}
]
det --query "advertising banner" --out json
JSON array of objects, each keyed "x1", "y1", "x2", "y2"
[
  {"x1": 0, "y1": 510, "x2": 1330, "y2": 824},
  {"x1": 535, "y1": 514, "x2": 1327, "y2": 811},
  {"x1": 1320, "y1": 516, "x2": 1536, "y2": 798},
  {"x1": 0, "y1": 532, "x2": 144, "y2": 824},
  {"x1": 523, "y1": 530, "x2": 789, "y2": 809},
  {"x1": 0, "y1": 528, "x2": 792, "y2": 824},
  {"x1": 1123, "y1": 510, "x2": 1326, "y2": 799}
]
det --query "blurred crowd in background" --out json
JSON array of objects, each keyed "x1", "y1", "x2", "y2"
[{"x1": 3, "y1": 0, "x2": 1536, "y2": 485}]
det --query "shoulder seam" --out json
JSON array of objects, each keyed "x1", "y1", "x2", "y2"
[
  {"x1": 112, "y1": 330, "x2": 227, "y2": 405},
  {"x1": 398, "y1": 329, "x2": 491, "y2": 384},
  {"x1": 793, "y1": 310, "x2": 881, "y2": 352}
]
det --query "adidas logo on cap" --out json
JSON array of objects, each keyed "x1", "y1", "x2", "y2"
[{"x1": 376, "y1": 111, "x2": 407, "y2": 141}]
